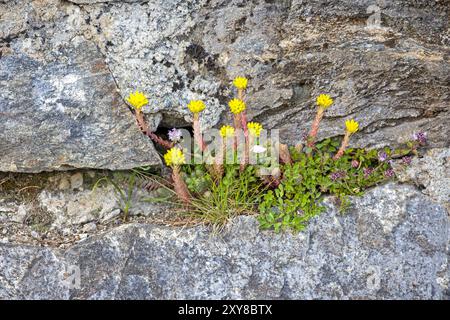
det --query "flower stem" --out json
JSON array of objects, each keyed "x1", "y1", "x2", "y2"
[
  {"x1": 333, "y1": 132, "x2": 351, "y2": 160},
  {"x1": 148, "y1": 132, "x2": 174, "y2": 149},
  {"x1": 172, "y1": 165, "x2": 191, "y2": 205},
  {"x1": 279, "y1": 143, "x2": 293, "y2": 165},
  {"x1": 213, "y1": 141, "x2": 225, "y2": 180},
  {"x1": 193, "y1": 113, "x2": 205, "y2": 152},
  {"x1": 135, "y1": 110, "x2": 173, "y2": 148},
  {"x1": 307, "y1": 107, "x2": 325, "y2": 147}
]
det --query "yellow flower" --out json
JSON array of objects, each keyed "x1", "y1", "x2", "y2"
[
  {"x1": 345, "y1": 119, "x2": 359, "y2": 134},
  {"x1": 316, "y1": 94, "x2": 334, "y2": 109},
  {"x1": 164, "y1": 147, "x2": 186, "y2": 167},
  {"x1": 228, "y1": 99, "x2": 246, "y2": 114},
  {"x1": 247, "y1": 122, "x2": 263, "y2": 137},
  {"x1": 127, "y1": 91, "x2": 148, "y2": 110},
  {"x1": 220, "y1": 125, "x2": 235, "y2": 138},
  {"x1": 233, "y1": 76, "x2": 248, "y2": 90},
  {"x1": 187, "y1": 100, "x2": 206, "y2": 114}
]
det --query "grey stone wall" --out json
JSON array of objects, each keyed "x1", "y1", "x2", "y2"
[
  {"x1": 0, "y1": 184, "x2": 448, "y2": 299},
  {"x1": 1, "y1": 0, "x2": 449, "y2": 172}
]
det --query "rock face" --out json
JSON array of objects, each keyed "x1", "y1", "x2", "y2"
[
  {"x1": 70, "y1": 0, "x2": 449, "y2": 148},
  {"x1": 1, "y1": 0, "x2": 449, "y2": 172},
  {"x1": 396, "y1": 148, "x2": 450, "y2": 212},
  {"x1": 0, "y1": 183, "x2": 448, "y2": 299},
  {"x1": 0, "y1": 0, "x2": 160, "y2": 172},
  {"x1": 0, "y1": 170, "x2": 173, "y2": 246}
]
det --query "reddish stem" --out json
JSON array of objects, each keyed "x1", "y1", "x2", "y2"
[
  {"x1": 172, "y1": 166, "x2": 191, "y2": 205},
  {"x1": 333, "y1": 132, "x2": 351, "y2": 160},
  {"x1": 193, "y1": 113, "x2": 205, "y2": 152},
  {"x1": 307, "y1": 107, "x2": 325, "y2": 147},
  {"x1": 135, "y1": 111, "x2": 173, "y2": 148}
]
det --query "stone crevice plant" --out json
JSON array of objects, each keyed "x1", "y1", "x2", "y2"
[
  {"x1": 307, "y1": 94, "x2": 334, "y2": 148},
  {"x1": 125, "y1": 77, "x2": 423, "y2": 233},
  {"x1": 333, "y1": 119, "x2": 359, "y2": 160},
  {"x1": 164, "y1": 147, "x2": 191, "y2": 205},
  {"x1": 188, "y1": 100, "x2": 207, "y2": 152},
  {"x1": 126, "y1": 91, "x2": 173, "y2": 149},
  {"x1": 233, "y1": 77, "x2": 249, "y2": 137}
]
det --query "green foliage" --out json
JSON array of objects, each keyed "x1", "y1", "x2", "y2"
[
  {"x1": 101, "y1": 138, "x2": 415, "y2": 233},
  {"x1": 258, "y1": 138, "x2": 393, "y2": 233},
  {"x1": 258, "y1": 162, "x2": 325, "y2": 232},
  {"x1": 184, "y1": 166, "x2": 211, "y2": 195},
  {"x1": 183, "y1": 165, "x2": 266, "y2": 232}
]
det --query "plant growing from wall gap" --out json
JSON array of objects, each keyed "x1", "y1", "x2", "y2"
[{"x1": 122, "y1": 78, "x2": 425, "y2": 232}]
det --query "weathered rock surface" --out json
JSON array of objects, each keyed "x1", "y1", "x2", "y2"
[
  {"x1": 72, "y1": 0, "x2": 449, "y2": 147},
  {"x1": 1, "y1": 0, "x2": 449, "y2": 172},
  {"x1": 0, "y1": 170, "x2": 173, "y2": 246},
  {"x1": 0, "y1": 183, "x2": 448, "y2": 299},
  {"x1": 396, "y1": 148, "x2": 450, "y2": 212},
  {"x1": 0, "y1": 0, "x2": 161, "y2": 172}
]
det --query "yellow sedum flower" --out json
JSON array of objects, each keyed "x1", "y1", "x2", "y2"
[
  {"x1": 316, "y1": 94, "x2": 334, "y2": 109},
  {"x1": 247, "y1": 122, "x2": 263, "y2": 137},
  {"x1": 187, "y1": 100, "x2": 206, "y2": 114},
  {"x1": 164, "y1": 147, "x2": 186, "y2": 167},
  {"x1": 127, "y1": 91, "x2": 148, "y2": 110},
  {"x1": 220, "y1": 125, "x2": 235, "y2": 138},
  {"x1": 345, "y1": 119, "x2": 359, "y2": 134},
  {"x1": 228, "y1": 99, "x2": 246, "y2": 114},
  {"x1": 233, "y1": 76, "x2": 248, "y2": 90}
]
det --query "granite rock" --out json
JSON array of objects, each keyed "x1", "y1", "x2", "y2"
[
  {"x1": 0, "y1": 0, "x2": 160, "y2": 172},
  {"x1": 72, "y1": 0, "x2": 449, "y2": 147},
  {"x1": 0, "y1": 183, "x2": 448, "y2": 299},
  {"x1": 1, "y1": 0, "x2": 449, "y2": 173},
  {"x1": 396, "y1": 148, "x2": 450, "y2": 212}
]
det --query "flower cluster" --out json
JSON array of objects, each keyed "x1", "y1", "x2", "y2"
[
  {"x1": 413, "y1": 131, "x2": 427, "y2": 145},
  {"x1": 330, "y1": 171, "x2": 346, "y2": 181},
  {"x1": 378, "y1": 151, "x2": 388, "y2": 162},
  {"x1": 188, "y1": 100, "x2": 206, "y2": 114},
  {"x1": 363, "y1": 167, "x2": 374, "y2": 178},
  {"x1": 345, "y1": 119, "x2": 359, "y2": 134},
  {"x1": 384, "y1": 168, "x2": 395, "y2": 178},
  {"x1": 127, "y1": 91, "x2": 148, "y2": 110},
  {"x1": 168, "y1": 128, "x2": 183, "y2": 143},
  {"x1": 247, "y1": 122, "x2": 263, "y2": 137},
  {"x1": 233, "y1": 77, "x2": 248, "y2": 90},
  {"x1": 164, "y1": 147, "x2": 186, "y2": 167},
  {"x1": 220, "y1": 125, "x2": 235, "y2": 138},
  {"x1": 228, "y1": 99, "x2": 246, "y2": 114},
  {"x1": 316, "y1": 94, "x2": 334, "y2": 109},
  {"x1": 402, "y1": 156, "x2": 412, "y2": 166}
]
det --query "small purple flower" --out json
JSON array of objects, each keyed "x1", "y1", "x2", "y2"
[
  {"x1": 378, "y1": 151, "x2": 388, "y2": 162},
  {"x1": 330, "y1": 171, "x2": 346, "y2": 181},
  {"x1": 363, "y1": 167, "x2": 374, "y2": 178},
  {"x1": 168, "y1": 128, "x2": 182, "y2": 142},
  {"x1": 413, "y1": 131, "x2": 427, "y2": 145},
  {"x1": 402, "y1": 156, "x2": 412, "y2": 166},
  {"x1": 351, "y1": 160, "x2": 360, "y2": 168},
  {"x1": 384, "y1": 168, "x2": 395, "y2": 178}
]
